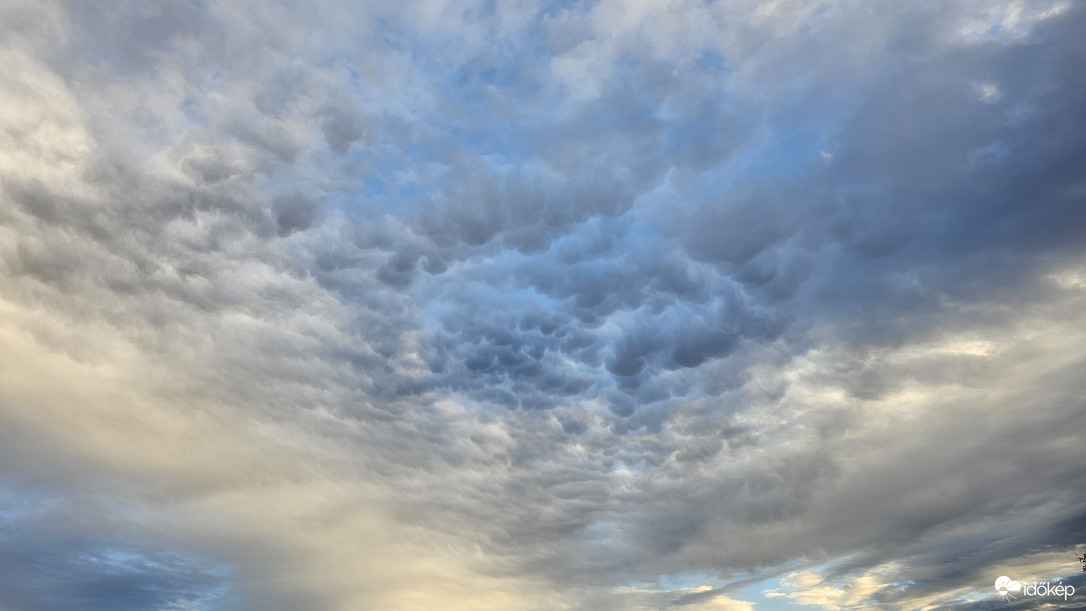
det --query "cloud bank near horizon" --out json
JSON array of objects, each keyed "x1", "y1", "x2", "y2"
[{"x1": 1, "y1": 0, "x2": 1085, "y2": 609}]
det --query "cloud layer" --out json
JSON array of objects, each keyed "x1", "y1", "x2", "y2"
[{"x1": 1, "y1": 0, "x2": 1085, "y2": 609}]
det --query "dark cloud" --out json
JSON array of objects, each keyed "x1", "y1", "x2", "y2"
[{"x1": 0, "y1": 481, "x2": 241, "y2": 611}]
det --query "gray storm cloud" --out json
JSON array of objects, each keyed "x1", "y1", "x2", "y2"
[{"x1": 1, "y1": 1, "x2": 1085, "y2": 610}]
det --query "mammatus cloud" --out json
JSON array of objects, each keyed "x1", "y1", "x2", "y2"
[{"x1": 1, "y1": 0, "x2": 1085, "y2": 609}]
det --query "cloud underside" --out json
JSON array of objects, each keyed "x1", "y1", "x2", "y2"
[{"x1": 1, "y1": 0, "x2": 1085, "y2": 609}]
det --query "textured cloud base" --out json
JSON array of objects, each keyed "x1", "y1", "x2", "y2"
[{"x1": 1, "y1": 0, "x2": 1085, "y2": 609}]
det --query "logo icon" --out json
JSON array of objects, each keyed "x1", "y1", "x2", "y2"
[
  {"x1": 995, "y1": 576, "x2": 1021, "y2": 600},
  {"x1": 992, "y1": 575, "x2": 1075, "y2": 602}
]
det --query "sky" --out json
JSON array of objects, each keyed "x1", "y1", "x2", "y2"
[{"x1": 1, "y1": 0, "x2": 1085, "y2": 609}]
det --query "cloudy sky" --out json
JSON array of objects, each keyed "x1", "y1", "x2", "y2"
[{"x1": 1, "y1": 1, "x2": 1085, "y2": 609}]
